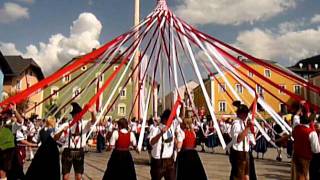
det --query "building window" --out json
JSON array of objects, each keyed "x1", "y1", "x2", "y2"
[
  {"x1": 280, "y1": 103, "x2": 287, "y2": 114},
  {"x1": 81, "y1": 66, "x2": 87, "y2": 71},
  {"x1": 63, "y1": 74, "x2": 71, "y2": 83},
  {"x1": 235, "y1": 84, "x2": 243, "y2": 94},
  {"x1": 73, "y1": 87, "x2": 81, "y2": 99},
  {"x1": 15, "y1": 80, "x2": 21, "y2": 91},
  {"x1": 219, "y1": 101, "x2": 226, "y2": 112},
  {"x1": 248, "y1": 71, "x2": 254, "y2": 78},
  {"x1": 264, "y1": 69, "x2": 271, "y2": 78},
  {"x1": 219, "y1": 84, "x2": 226, "y2": 92},
  {"x1": 51, "y1": 86, "x2": 59, "y2": 98},
  {"x1": 294, "y1": 85, "x2": 301, "y2": 95},
  {"x1": 279, "y1": 84, "x2": 286, "y2": 94},
  {"x1": 119, "y1": 88, "x2": 126, "y2": 99},
  {"x1": 256, "y1": 84, "x2": 263, "y2": 95},
  {"x1": 118, "y1": 104, "x2": 126, "y2": 116}
]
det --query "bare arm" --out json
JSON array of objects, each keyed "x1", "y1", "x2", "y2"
[
  {"x1": 150, "y1": 127, "x2": 167, "y2": 146},
  {"x1": 237, "y1": 121, "x2": 252, "y2": 143},
  {"x1": 20, "y1": 140, "x2": 37, "y2": 147}
]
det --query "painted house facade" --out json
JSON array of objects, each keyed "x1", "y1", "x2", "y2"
[{"x1": 193, "y1": 59, "x2": 304, "y2": 119}]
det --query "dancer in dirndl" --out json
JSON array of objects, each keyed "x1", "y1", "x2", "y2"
[
  {"x1": 103, "y1": 118, "x2": 137, "y2": 180},
  {"x1": 177, "y1": 117, "x2": 207, "y2": 180},
  {"x1": 255, "y1": 122, "x2": 268, "y2": 159}
]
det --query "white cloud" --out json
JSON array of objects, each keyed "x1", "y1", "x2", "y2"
[
  {"x1": 0, "y1": 12, "x2": 103, "y2": 75},
  {"x1": 233, "y1": 26, "x2": 320, "y2": 65},
  {"x1": 277, "y1": 20, "x2": 305, "y2": 34},
  {"x1": 311, "y1": 14, "x2": 320, "y2": 24},
  {"x1": 0, "y1": 2, "x2": 29, "y2": 23},
  {"x1": 175, "y1": 0, "x2": 296, "y2": 25},
  {"x1": 0, "y1": 42, "x2": 22, "y2": 55},
  {"x1": 15, "y1": 0, "x2": 34, "y2": 4}
]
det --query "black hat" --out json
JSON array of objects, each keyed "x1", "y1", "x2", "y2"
[{"x1": 70, "y1": 102, "x2": 82, "y2": 116}]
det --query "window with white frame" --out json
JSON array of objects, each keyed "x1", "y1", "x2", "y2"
[
  {"x1": 256, "y1": 84, "x2": 264, "y2": 95},
  {"x1": 236, "y1": 84, "x2": 243, "y2": 94},
  {"x1": 294, "y1": 85, "x2": 301, "y2": 95},
  {"x1": 63, "y1": 74, "x2": 71, "y2": 83},
  {"x1": 219, "y1": 84, "x2": 226, "y2": 92},
  {"x1": 118, "y1": 104, "x2": 126, "y2": 116},
  {"x1": 264, "y1": 69, "x2": 271, "y2": 78},
  {"x1": 15, "y1": 80, "x2": 21, "y2": 91},
  {"x1": 51, "y1": 86, "x2": 59, "y2": 98},
  {"x1": 219, "y1": 101, "x2": 227, "y2": 112},
  {"x1": 119, "y1": 88, "x2": 126, "y2": 99},
  {"x1": 73, "y1": 87, "x2": 81, "y2": 99},
  {"x1": 280, "y1": 103, "x2": 287, "y2": 114},
  {"x1": 248, "y1": 71, "x2": 254, "y2": 78},
  {"x1": 279, "y1": 84, "x2": 286, "y2": 94}
]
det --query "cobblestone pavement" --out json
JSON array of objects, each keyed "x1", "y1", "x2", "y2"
[{"x1": 25, "y1": 147, "x2": 291, "y2": 180}]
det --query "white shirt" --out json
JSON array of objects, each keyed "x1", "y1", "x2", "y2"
[
  {"x1": 292, "y1": 115, "x2": 300, "y2": 128},
  {"x1": 229, "y1": 119, "x2": 250, "y2": 152},
  {"x1": 309, "y1": 131, "x2": 320, "y2": 153},
  {"x1": 109, "y1": 129, "x2": 136, "y2": 147},
  {"x1": 130, "y1": 122, "x2": 137, "y2": 133},
  {"x1": 149, "y1": 119, "x2": 181, "y2": 159},
  {"x1": 106, "y1": 122, "x2": 113, "y2": 132},
  {"x1": 58, "y1": 120, "x2": 92, "y2": 149}
]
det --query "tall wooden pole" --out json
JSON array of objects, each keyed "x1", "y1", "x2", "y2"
[{"x1": 132, "y1": 0, "x2": 140, "y2": 119}]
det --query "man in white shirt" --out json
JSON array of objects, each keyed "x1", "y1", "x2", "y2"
[
  {"x1": 229, "y1": 102, "x2": 251, "y2": 180},
  {"x1": 149, "y1": 109, "x2": 181, "y2": 180},
  {"x1": 54, "y1": 102, "x2": 96, "y2": 180},
  {"x1": 292, "y1": 113, "x2": 320, "y2": 180}
]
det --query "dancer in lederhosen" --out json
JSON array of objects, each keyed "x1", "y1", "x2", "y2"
[
  {"x1": 292, "y1": 110, "x2": 320, "y2": 180},
  {"x1": 176, "y1": 117, "x2": 207, "y2": 180},
  {"x1": 229, "y1": 101, "x2": 251, "y2": 180},
  {"x1": 103, "y1": 118, "x2": 137, "y2": 180}
]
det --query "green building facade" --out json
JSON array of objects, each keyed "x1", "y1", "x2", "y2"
[{"x1": 43, "y1": 58, "x2": 155, "y2": 120}]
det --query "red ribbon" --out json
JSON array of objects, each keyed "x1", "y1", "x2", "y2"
[
  {"x1": 0, "y1": 35, "x2": 127, "y2": 109},
  {"x1": 165, "y1": 96, "x2": 183, "y2": 129}
]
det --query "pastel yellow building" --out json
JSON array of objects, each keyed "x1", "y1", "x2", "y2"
[{"x1": 193, "y1": 59, "x2": 304, "y2": 119}]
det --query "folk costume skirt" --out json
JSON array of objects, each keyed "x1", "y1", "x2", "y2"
[
  {"x1": 103, "y1": 149, "x2": 137, "y2": 180},
  {"x1": 177, "y1": 149, "x2": 207, "y2": 180},
  {"x1": 25, "y1": 136, "x2": 60, "y2": 180},
  {"x1": 255, "y1": 136, "x2": 268, "y2": 154}
]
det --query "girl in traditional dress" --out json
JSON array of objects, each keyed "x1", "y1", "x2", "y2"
[
  {"x1": 177, "y1": 117, "x2": 207, "y2": 180},
  {"x1": 255, "y1": 121, "x2": 269, "y2": 159},
  {"x1": 103, "y1": 118, "x2": 137, "y2": 180},
  {"x1": 206, "y1": 117, "x2": 218, "y2": 153}
]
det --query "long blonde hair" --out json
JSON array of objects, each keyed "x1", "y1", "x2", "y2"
[
  {"x1": 46, "y1": 116, "x2": 56, "y2": 128},
  {"x1": 183, "y1": 118, "x2": 193, "y2": 130}
]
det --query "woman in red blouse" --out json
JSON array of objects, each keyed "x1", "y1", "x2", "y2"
[
  {"x1": 176, "y1": 118, "x2": 207, "y2": 180},
  {"x1": 103, "y1": 118, "x2": 137, "y2": 180}
]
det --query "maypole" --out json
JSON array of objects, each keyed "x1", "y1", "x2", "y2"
[{"x1": 133, "y1": 0, "x2": 140, "y2": 120}]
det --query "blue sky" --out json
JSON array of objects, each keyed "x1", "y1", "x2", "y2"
[{"x1": 0, "y1": 0, "x2": 320, "y2": 74}]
